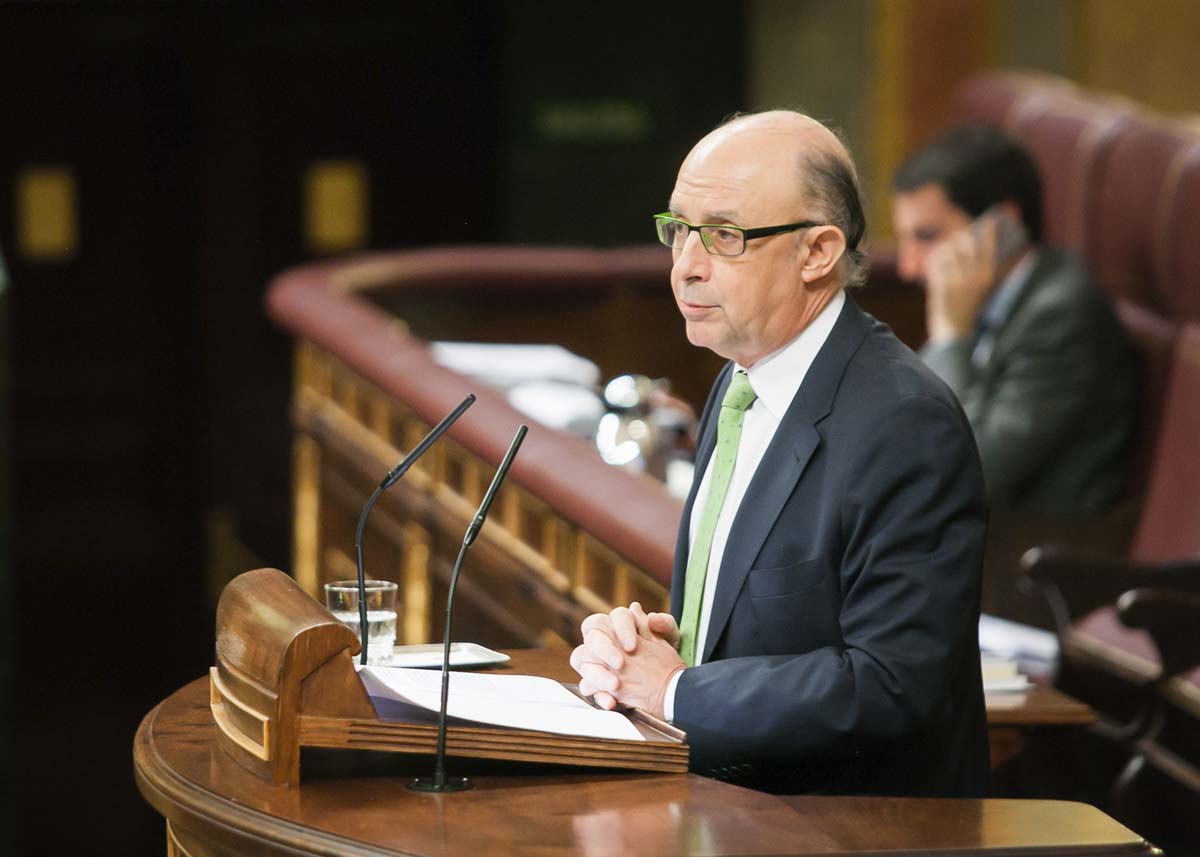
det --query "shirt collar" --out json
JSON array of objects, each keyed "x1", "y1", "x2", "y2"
[
  {"x1": 981, "y1": 248, "x2": 1039, "y2": 330},
  {"x1": 735, "y1": 289, "x2": 845, "y2": 422}
]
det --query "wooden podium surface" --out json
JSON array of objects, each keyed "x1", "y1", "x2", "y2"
[{"x1": 135, "y1": 652, "x2": 1151, "y2": 857}]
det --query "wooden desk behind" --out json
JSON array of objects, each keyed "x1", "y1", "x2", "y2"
[{"x1": 135, "y1": 653, "x2": 1147, "y2": 857}]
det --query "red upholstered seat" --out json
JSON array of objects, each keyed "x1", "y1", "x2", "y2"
[
  {"x1": 1113, "y1": 301, "x2": 1178, "y2": 498},
  {"x1": 1007, "y1": 98, "x2": 1134, "y2": 256},
  {"x1": 1159, "y1": 143, "x2": 1200, "y2": 323},
  {"x1": 1073, "y1": 608, "x2": 1159, "y2": 679},
  {"x1": 951, "y1": 70, "x2": 1075, "y2": 128},
  {"x1": 1055, "y1": 322, "x2": 1200, "y2": 722},
  {"x1": 1090, "y1": 123, "x2": 1200, "y2": 312},
  {"x1": 1129, "y1": 324, "x2": 1200, "y2": 564},
  {"x1": 944, "y1": 74, "x2": 1200, "y2": 555},
  {"x1": 950, "y1": 72, "x2": 1137, "y2": 258},
  {"x1": 941, "y1": 74, "x2": 1200, "y2": 830}
]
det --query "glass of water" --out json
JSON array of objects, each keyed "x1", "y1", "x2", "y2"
[{"x1": 323, "y1": 579, "x2": 399, "y2": 665}]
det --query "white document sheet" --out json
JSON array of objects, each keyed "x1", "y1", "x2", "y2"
[
  {"x1": 428, "y1": 342, "x2": 601, "y2": 390},
  {"x1": 359, "y1": 667, "x2": 645, "y2": 742},
  {"x1": 978, "y1": 613, "x2": 1059, "y2": 661}
]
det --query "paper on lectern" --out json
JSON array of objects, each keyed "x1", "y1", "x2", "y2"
[{"x1": 358, "y1": 667, "x2": 645, "y2": 742}]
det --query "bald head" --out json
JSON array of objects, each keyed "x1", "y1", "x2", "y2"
[
  {"x1": 674, "y1": 110, "x2": 867, "y2": 288},
  {"x1": 664, "y1": 110, "x2": 867, "y2": 366},
  {"x1": 688, "y1": 110, "x2": 852, "y2": 178}
]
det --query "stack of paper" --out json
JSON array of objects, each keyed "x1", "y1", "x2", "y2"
[{"x1": 981, "y1": 655, "x2": 1032, "y2": 693}]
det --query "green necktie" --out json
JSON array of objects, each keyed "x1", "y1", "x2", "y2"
[{"x1": 679, "y1": 370, "x2": 757, "y2": 666}]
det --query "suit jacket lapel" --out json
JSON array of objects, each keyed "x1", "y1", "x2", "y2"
[
  {"x1": 981, "y1": 248, "x2": 1056, "y2": 366},
  {"x1": 700, "y1": 296, "x2": 871, "y2": 663}
]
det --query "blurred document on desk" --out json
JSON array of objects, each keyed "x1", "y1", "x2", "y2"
[
  {"x1": 359, "y1": 667, "x2": 645, "y2": 741},
  {"x1": 429, "y1": 342, "x2": 600, "y2": 390},
  {"x1": 979, "y1": 613, "x2": 1058, "y2": 682}
]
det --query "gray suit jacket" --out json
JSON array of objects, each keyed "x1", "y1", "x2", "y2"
[
  {"x1": 921, "y1": 249, "x2": 1137, "y2": 516},
  {"x1": 671, "y1": 296, "x2": 991, "y2": 797}
]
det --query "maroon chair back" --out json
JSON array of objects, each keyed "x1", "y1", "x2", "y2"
[
  {"x1": 1114, "y1": 300, "x2": 1180, "y2": 499},
  {"x1": 1131, "y1": 324, "x2": 1200, "y2": 563},
  {"x1": 951, "y1": 71, "x2": 1071, "y2": 127},
  {"x1": 1007, "y1": 99, "x2": 1133, "y2": 256},
  {"x1": 1091, "y1": 122, "x2": 1200, "y2": 313},
  {"x1": 1158, "y1": 144, "x2": 1200, "y2": 322},
  {"x1": 951, "y1": 72, "x2": 1134, "y2": 257}
]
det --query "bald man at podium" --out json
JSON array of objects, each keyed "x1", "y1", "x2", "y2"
[{"x1": 570, "y1": 111, "x2": 991, "y2": 797}]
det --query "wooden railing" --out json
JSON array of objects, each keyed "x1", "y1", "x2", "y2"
[
  {"x1": 267, "y1": 247, "x2": 689, "y2": 650},
  {"x1": 267, "y1": 244, "x2": 926, "y2": 650}
]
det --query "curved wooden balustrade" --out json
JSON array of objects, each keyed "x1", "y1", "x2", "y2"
[
  {"x1": 266, "y1": 246, "x2": 691, "y2": 649},
  {"x1": 266, "y1": 244, "x2": 927, "y2": 650}
]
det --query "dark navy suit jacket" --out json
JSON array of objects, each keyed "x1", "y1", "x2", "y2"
[{"x1": 670, "y1": 294, "x2": 991, "y2": 796}]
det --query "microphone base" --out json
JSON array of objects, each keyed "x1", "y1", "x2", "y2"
[{"x1": 408, "y1": 775, "x2": 473, "y2": 793}]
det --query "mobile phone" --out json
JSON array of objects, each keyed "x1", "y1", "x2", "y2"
[{"x1": 970, "y1": 205, "x2": 1030, "y2": 268}]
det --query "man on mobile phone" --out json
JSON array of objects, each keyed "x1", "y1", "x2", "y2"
[{"x1": 891, "y1": 124, "x2": 1136, "y2": 517}]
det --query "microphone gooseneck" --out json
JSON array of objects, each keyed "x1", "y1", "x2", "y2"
[
  {"x1": 410, "y1": 423, "x2": 528, "y2": 793},
  {"x1": 355, "y1": 394, "x2": 475, "y2": 665}
]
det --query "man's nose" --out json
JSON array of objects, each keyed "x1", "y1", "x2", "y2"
[{"x1": 672, "y1": 230, "x2": 711, "y2": 282}]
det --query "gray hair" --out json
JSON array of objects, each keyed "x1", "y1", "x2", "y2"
[
  {"x1": 799, "y1": 146, "x2": 870, "y2": 288},
  {"x1": 717, "y1": 110, "x2": 871, "y2": 288}
]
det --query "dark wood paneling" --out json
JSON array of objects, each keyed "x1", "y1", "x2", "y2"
[{"x1": 0, "y1": 4, "x2": 499, "y2": 853}]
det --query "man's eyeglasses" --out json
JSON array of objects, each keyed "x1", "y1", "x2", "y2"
[{"x1": 653, "y1": 212, "x2": 822, "y2": 257}]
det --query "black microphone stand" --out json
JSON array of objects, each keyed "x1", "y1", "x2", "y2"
[
  {"x1": 355, "y1": 394, "x2": 475, "y2": 665},
  {"x1": 409, "y1": 424, "x2": 528, "y2": 793}
]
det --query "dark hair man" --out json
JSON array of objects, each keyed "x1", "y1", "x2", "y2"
[
  {"x1": 892, "y1": 124, "x2": 1137, "y2": 515},
  {"x1": 569, "y1": 111, "x2": 990, "y2": 797}
]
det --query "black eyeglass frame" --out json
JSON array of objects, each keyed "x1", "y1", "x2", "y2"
[{"x1": 653, "y1": 212, "x2": 823, "y2": 256}]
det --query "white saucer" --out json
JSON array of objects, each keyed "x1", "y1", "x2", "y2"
[{"x1": 385, "y1": 642, "x2": 511, "y2": 669}]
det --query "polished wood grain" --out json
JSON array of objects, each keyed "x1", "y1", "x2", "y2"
[
  {"x1": 211, "y1": 568, "x2": 375, "y2": 785},
  {"x1": 210, "y1": 560, "x2": 1097, "y2": 791},
  {"x1": 136, "y1": 676, "x2": 1155, "y2": 857},
  {"x1": 985, "y1": 686, "x2": 1098, "y2": 727},
  {"x1": 210, "y1": 569, "x2": 687, "y2": 785}
]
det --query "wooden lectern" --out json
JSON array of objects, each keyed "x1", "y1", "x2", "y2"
[
  {"x1": 134, "y1": 566, "x2": 1156, "y2": 856},
  {"x1": 208, "y1": 568, "x2": 687, "y2": 786}
]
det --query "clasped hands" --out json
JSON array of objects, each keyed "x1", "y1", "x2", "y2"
[{"x1": 569, "y1": 602, "x2": 685, "y2": 720}]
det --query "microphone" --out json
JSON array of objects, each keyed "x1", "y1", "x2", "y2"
[
  {"x1": 354, "y1": 393, "x2": 475, "y2": 665},
  {"x1": 410, "y1": 423, "x2": 528, "y2": 793}
]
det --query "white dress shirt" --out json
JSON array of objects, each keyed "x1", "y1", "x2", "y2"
[{"x1": 664, "y1": 289, "x2": 845, "y2": 720}]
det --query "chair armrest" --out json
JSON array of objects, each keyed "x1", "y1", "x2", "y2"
[
  {"x1": 1020, "y1": 545, "x2": 1200, "y2": 633},
  {"x1": 1117, "y1": 588, "x2": 1200, "y2": 680}
]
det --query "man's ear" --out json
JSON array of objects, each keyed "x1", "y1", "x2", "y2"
[{"x1": 799, "y1": 225, "x2": 847, "y2": 283}]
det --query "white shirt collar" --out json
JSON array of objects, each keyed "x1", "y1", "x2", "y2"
[{"x1": 734, "y1": 289, "x2": 845, "y2": 422}]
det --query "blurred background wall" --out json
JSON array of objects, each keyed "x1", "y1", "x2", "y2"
[{"x1": 1, "y1": 1, "x2": 1198, "y2": 853}]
